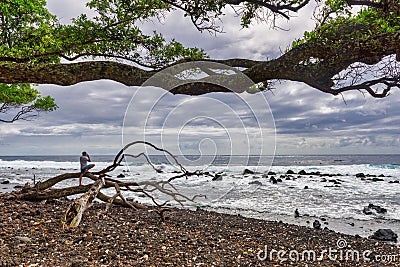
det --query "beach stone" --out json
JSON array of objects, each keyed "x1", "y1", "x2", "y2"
[
  {"x1": 389, "y1": 180, "x2": 399, "y2": 184},
  {"x1": 71, "y1": 261, "x2": 85, "y2": 267},
  {"x1": 372, "y1": 177, "x2": 384, "y2": 182},
  {"x1": 313, "y1": 220, "x2": 321, "y2": 230},
  {"x1": 1, "y1": 180, "x2": 10, "y2": 185},
  {"x1": 363, "y1": 204, "x2": 387, "y2": 215},
  {"x1": 270, "y1": 177, "x2": 277, "y2": 184},
  {"x1": 370, "y1": 229, "x2": 398, "y2": 242},
  {"x1": 243, "y1": 169, "x2": 255, "y2": 175},
  {"x1": 286, "y1": 170, "x2": 295, "y2": 174},
  {"x1": 249, "y1": 181, "x2": 262, "y2": 186},
  {"x1": 355, "y1": 173, "x2": 365, "y2": 178},
  {"x1": 298, "y1": 170, "x2": 307, "y2": 175},
  {"x1": 304, "y1": 186, "x2": 309, "y2": 189},
  {"x1": 294, "y1": 209, "x2": 300, "y2": 218},
  {"x1": 15, "y1": 236, "x2": 31, "y2": 242},
  {"x1": 267, "y1": 171, "x2": 276, "y2": 175},
  {"x1": 117, "y1": 173, "x2": 125, "y2": 178},
  {"x1": 212, "y1": 174, "x2": 222, "y2": 181}
]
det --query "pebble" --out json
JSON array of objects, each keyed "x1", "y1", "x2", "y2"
[{"x1": 0, "y1": 191, "x2": 398, "y2": 266}]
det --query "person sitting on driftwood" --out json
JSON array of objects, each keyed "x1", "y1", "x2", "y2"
[{"x1": 79, "y1": 151, "x2": 95, "y2": 186}]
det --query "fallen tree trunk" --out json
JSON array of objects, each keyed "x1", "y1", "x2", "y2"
[
  {"x1": 34, "y1": 172, "x2": 82, "y2": 191},
  {"x1": 62, "y1": 177, "x2": 105, "y2": 228},
  {"x1": 21, "y1": 184, "x2": 92, "y2": 201},
  {"x1": 5, "y1": 141, "x2": 208, "y2": 228}
]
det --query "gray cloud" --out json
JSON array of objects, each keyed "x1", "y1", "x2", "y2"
[{"x1": 2, "y1": 2, "x2": 399, "y2": 155}]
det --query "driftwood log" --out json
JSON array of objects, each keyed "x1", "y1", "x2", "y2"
[{"x1": 5, "y1": 141, "x2": 209, "y2": 228}]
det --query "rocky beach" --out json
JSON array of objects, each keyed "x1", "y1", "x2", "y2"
[{"x1": 0, "y1": 192, "x2": 399, "y2": 267}]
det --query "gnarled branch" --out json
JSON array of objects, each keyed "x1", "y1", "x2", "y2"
[{"x1": 6, "y1": 141, "x2": 211, "y2": 228}]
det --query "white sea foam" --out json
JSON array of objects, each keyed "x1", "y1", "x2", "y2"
[{"x1": 1, "y1": 160, "x2": 399, "y2": 224}]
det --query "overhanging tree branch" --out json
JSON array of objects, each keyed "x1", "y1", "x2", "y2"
[
  {"x1": 2, "y1": 29, "x2": 398, "y2": 97},
  {"x1": 0, "y1": 0, "x2": 399, "y2": 101}
]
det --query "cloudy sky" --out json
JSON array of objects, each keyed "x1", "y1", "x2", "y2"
[{"x1": 1, "y1": 1, "x2": 399, "y2": 156}]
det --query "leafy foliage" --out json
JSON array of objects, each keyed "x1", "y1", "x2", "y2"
[
  {"x1": 0, "y1": 0, "x2": 59, "y2": 63},
  {"x1": 0, "y1": 83, "x2": 57, "y2": 123},
  {"x1": 292, "y1": 3, "x2": 400, "y2": 48},
  {"x1": 0, "y1": 0, "x2": 399, "y2": 122}
]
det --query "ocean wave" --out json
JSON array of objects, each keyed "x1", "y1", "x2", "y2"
[{"x1": 368, "y1": 164, "x2": 400, "y2": 169}]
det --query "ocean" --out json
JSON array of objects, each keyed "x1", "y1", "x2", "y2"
[{"x1": 1, "y1": 154, "x2": 399, "y2": 239}]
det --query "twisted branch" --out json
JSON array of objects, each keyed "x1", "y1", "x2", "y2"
[{"x1": 7, "y1": 141, "x2": 213, "y2": 227}]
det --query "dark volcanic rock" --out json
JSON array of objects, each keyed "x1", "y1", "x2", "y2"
[
  {"x1": 286, "y1": 170, "x2": 295, "y2": 175},
  {"x1": 294, "y1": 209, "x2": 300, "y2": 218},
  {"x1": 212, "y1": 174, "x2": 223, "y2": 181},
  {"x1": 372, "y1": 177, "x2": 384, "y2": 182},
  {"x1": 117, "y1": 173, "x2": 125, "y2": 178},
  {"x1": 267, "y1": 171, "x2": 276, "y2": 175},
  {"x1": 363, "y1": 204, "x2": 387, "y2": 215},
  {"x1": 298, "y1": 170, "x2": 307, "y2": 175},
  {"x1": 243, "y1": 169, "x2": 255, "y2": 175},
  {"x1": 355, "y1": 173, "x2": 366, "y2": 178},
  {"x1": 370, "y1": 229, "x2": 398, "y2": 242},
  {"x1": 249, "y1": 181, "x2": 262, "y2": 186},
  {"x1": 270, "y1": 177, "x2": 277, "y2": 184},
  {"x1": 1, "y1": 180, "x2": 10, "y2": 184},
  {"x1": 1, "y1": 186, "x2": 399, "y2": 266},
  {"x1": 313, "y1": 220, "x2": 321, "y2": 230}
]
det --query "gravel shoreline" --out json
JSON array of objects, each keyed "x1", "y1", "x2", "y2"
[{"x1": 0, "y1": 193, "x2": 399, "y2": 266}]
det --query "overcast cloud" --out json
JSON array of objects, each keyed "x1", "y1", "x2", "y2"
[{"x1": 1, "y1": 2, "x2": 399, "y2": 156}]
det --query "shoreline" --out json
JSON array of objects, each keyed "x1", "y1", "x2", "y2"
[
  {"x1": 203, "y1": 206, "x2": 400, "y2": 240},
  {"x1": 1, "y1": 193, "x2": 399, "y2": 266},
  {"x1": 2, "y1": 182, "x2": 399, "y2": 240}
]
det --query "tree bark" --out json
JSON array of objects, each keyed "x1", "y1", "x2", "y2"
[
  {"x1": 3, "y1": 141, "x2": 214, "y2": 229},
  {"x1": 62, "y1": 178, "x2": 105, "y2": 228},
  {"x1": 0, "y1": 31, "x2": 398, "y2": 97}
]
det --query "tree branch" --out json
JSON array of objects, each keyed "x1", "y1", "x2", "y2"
[{"x1": 0, "y1": 30, "x2": 398, "y2": 97}]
